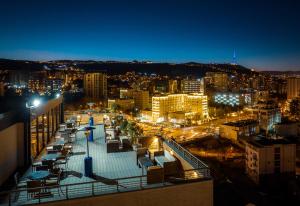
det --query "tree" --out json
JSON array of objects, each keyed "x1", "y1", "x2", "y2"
[
  {"x1": 120, "y1": 119, "x2": 128, "y2": 132},
  {"x1": 126, "y1": 122, "x2": 143, "y2": 144},
  {"x1": 111, "y1": 103, "x2": 120, "y2": 113}
]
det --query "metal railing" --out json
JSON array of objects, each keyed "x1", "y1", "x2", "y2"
[
  {"x1": 163, "y1": 138, "x2": 211, "y2": 177},
  {"x1": 0, "y1": 168, "x2": 209, "y2": 206}
]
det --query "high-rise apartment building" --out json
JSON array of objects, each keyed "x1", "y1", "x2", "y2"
[
  {"x1": 287, "y1": 77, "x2": 300, "y2": 99},
  {"x1": 0, "y1": 82, "x2": 5, "y2": 96},
  {"x1": 205, "y1": 72, "x2": 229, "y2": 91},
  {"x1": 250, "y1": 102, "x2": 281, "y2": 133},
  {"x1": 83, "y1": 72, "x2": 107, "y2": 100},
  {"x1": 120, "y1": 89, "x2": 150, "y2": 110},
  {"x1": 245, "y1": 136, "x2": 296, "y2": 184},
  {"x1": 168, "y1": 79, "x2": 178, "y2": 93},
  {"x1": 152, "y1": 93, "x2": 208, "y2": 122},
  {"x1": 181, "y1": 78, "x2": 204, "y2": 94},
  {"x1": 45, "y1": 78, "x2": 63, "y2": 93}
]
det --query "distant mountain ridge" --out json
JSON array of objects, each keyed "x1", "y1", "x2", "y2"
[{"x1": 0, "y1": 58, "x2": 254, "y2": 77}]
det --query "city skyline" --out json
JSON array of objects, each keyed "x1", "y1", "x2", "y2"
[{"x1": 0, "y1": 0, "x2": 300, "y2": 71}]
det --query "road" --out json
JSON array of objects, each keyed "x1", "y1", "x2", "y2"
[{"x1": 137, "y1": 112, "x2": 253, "y2": 143}]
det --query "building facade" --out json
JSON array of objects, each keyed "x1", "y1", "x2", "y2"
[
  {"x1": 214, "y1": 93, "x2": 250, "y2": 106},
  {"x1": 108, "y1": 98, "x2": 135, "y2": 111},
  {"x1": 0, "y1": 81, "x2": 4, "y2": 96},
  {"x1": 287, "y1": 77, "x2": 300, "y2": 99},
  {"x1": 45, "y1": 78, "x2": 63, "y2": 93},
  {"x1": 205, "y1": 72, "x2": 228, "y2": 91},
  {"x1": 250, "y1": 106, "x2": 281, "y2": 133},
  {"x1": 120, "y1": 89, "x2": 150, "y2": 110},
  {"x1": 152, "y1": 94, "x2": 208, "y2": 122},
  {"x1": 181, "y1": 78, "x2": 204, "y2": 94},
  {"x1": 84, "y1": 72, "x2": 107, "y2": 100},
  {"x1": 220, "y1": 119, "x2": 259, "y2": 141},
  {"x1": 245, "y1": 137, "x2": 296, "y2": 184},
  {"x1": 0, "y1": 96, "x2": 63, "y2": 185}
]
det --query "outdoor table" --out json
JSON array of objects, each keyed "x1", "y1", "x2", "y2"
[
  {"x1": 138, "y1": 156, "x2": 154, "y2": 175},
  {"x1": 54, "y1": 139, "x2": 65, "y2": 146},
  {"x1": 42, "y1": 153, "x2": 61, "y2": 161},
  {"x1": 27, "y1": 171, "x2": 50, "y2": 181}
]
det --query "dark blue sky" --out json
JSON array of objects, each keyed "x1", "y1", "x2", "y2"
[{"x1": 0, "y1": 0, "x2": 300, "y2": 70}]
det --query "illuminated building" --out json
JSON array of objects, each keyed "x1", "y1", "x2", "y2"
[
  {"x1": 214, "y1": 93, "x2": 251, "y2": 106},
  {"x1": 0, "y1": 82, "x2": 4, "y2": 96},
  {"x1": 287, "y1": 77, "x2": 300, "y2": 99},
  {"x1": 250, "y1": 102, "x2": 281, "y2": 133},
  {"x1": 220, "y1": 119, "x2": 259, "y2": 141},
  {"x1": 168, "y1": 79, "x2": 178, "y2": 93},
  {"x1": 245, "y1": 136, "x2": 296, "y2": 184},
  {"x1": 83, "y1": 72, "x2": 107, "y2": 100},
  {"x1": 152, "y1": 93, "x2": 208, "y2": 122},
  {"x1": 28, "y1": 71, "x2": 47, "y2": 93},
  {"x1": 108, "y1": 98, "x2": 135, "y2": 111},
  {"x1": 205, "y1": 72, "x2": 228, "y2": 91},
  {"x1": 0, "y1": 96, "x2": 63, "y2": 185},
  {"x1": 181, "y1": 78, "x2": 204, "y2": 94},
  {"x1": 28, "y1": 79, "x2": 46, "y2": 93},
  {"x1": 45, "y1": 78, "x2": 63, "y2": 92},
  {"x1": 120, "y1": 89, "x2": 150, "y2": 110}
]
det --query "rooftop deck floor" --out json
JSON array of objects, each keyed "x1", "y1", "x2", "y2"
[
  {"x1": 12, "y1": 124, "x2": 149, "y2": 205},
  {"x1": 3, "y1": 124, "x2": 209, "y2": 205}
]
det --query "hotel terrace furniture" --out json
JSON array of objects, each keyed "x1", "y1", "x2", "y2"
[
  {"x1": 136, "y1": 147, "x2": 149, "y2": 165},
  {"x1": 107, "y1": 139, "x2": 120, "y2": 153},
  {"x1": 138, "y1": 156, "x2": 154, "y2": 175},
  {"x1": 35, "y1": 165, "x2": 51, "y2": 171},
  {"x1": 42, "y1": 153, "x2": 62, "y2": 161},
  {"x1": 55, "y1": 156, "x2": 68, "y2": 169},
  {"x1": 147, "y1": 166, "x2": 164, "y2": 184},
  {"x1": 14, "y1": 172, "x2": 27, "y2": 189},
  {"x1": 27, "y1": 171, "x2": 50, "y2": 181},
  {"x1": 45, "y1": 170, "x2": 63, "y2": 195},
  {"x1": 119, "y1": 136, "x2": 131, "y2": 150},
  {"x1": 31, "y1": 157, "x2": 42, "y2": 172},
  {"x1": 27, "y1": 180, "x2": 42, "y2": 200},
  {"x1": 154, "y1": 150, "x2": 178, "y2": 177}
]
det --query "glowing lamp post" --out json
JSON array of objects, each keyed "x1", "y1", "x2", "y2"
[
  {"x1": 87, "y1": 102, "x2": 95, "y2": 141},
  {"x1": 79, "y1": 126, "x2": 95, "y2": 177}
]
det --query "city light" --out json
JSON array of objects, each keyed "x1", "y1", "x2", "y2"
[
  {"x1": 32, "y1": 99, "x2": 41, "y2": 107},
  {"x1": 56, "y1": 93, "x2": 60, "y2": 98}
]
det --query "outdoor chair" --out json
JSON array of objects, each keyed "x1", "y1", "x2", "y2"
[
  {"x1": 36, "y1": 165, "x2": 50, "y2": 171},
  {"x1": 27, "y1": 180, "x2": 42, "y2": 200},
  {"x1": 31, "y1": 157, "x2": 42, "y2": 172},
  {"x1": 14, "y1": 172, "x2": 27, "y2": 189},
  {"x1": 45, "y1": 171, "x2": 63, "y2": 196},
  {"x1": 42, "y1": 160, "x2": 54, "y2": 168},
  {"x1": 55, "y1": 156, "x2": 68, "y2": 169},
  {"x1": 107, "y1": 140, "x2": 120, "y2": 153},
  {"x1": 136, "y1": 147, "x2": 149, "y2": 165}
]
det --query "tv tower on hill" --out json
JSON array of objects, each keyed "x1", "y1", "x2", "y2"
[{"x1": 231, "y1": 49, "x2": 237, "y2": 65}]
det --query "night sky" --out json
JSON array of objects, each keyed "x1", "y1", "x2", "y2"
[{"x1": 0, "y1": 0, "x2": 300, "y2": 70}]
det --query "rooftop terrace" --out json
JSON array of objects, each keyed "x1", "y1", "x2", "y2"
[{"x1": 0, "y1": 124, "x2": 210, "y2": 205}]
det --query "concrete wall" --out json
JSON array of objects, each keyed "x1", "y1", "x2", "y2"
[
  {"x1": 42, "y1": 180, "x2": 213, "y2": 206},
  {"x1": 0, "y1": 123, "x2": 24, "y2": 185}
]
